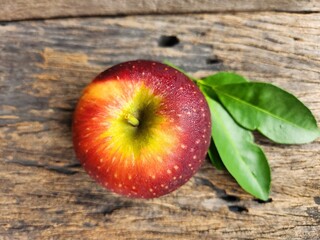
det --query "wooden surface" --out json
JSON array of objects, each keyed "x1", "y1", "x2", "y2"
[
  {"x1": 1, "y1": 5, "x2": 320, "y2": 240},
  {"x1": 1, "y1": 0, "x2": 320, "y2": 21}
]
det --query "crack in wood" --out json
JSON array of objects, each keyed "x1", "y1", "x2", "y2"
[
  {"x1": 9, "y1": 159, "x2": 78, "y2": 175},
  {"x1": 228, "y1": 205, "x2": 249, "y2": 213}
]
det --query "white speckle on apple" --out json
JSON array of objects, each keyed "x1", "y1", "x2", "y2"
[
  {"x1": 132, "y1": 65, "x2": 135, "y2": 69},
  {"x1": 118, "y1": 183, "x2": 122, "y2": 188},
  {"x1": 193, "y1": 155, "x2": 197, "y2": 159},
  {"x1": 128, "y1": 175, "x2": 132, "y2": 180},
  {"x1": 202, "y1": 134, "x2": 206, "y2": 138},
  {"x1": 181, "y1": 144, "x2": 187, "y2": 149},
  {"x1": 177, "y1": 126, "x2": 183, "y2": 132},
  {"x1": 190, "y1": 148, "x2": 195, "y2": 152},
  {"x1": 204, "y1": 140, "x2": 208, "y2": 144},
  {"x1": 195, "y1": 139, "x2": 200, "y2": 144},
  {"x1": 156, "y1": 156, "x2": 163, "y2": 162},
  {"x1": 187, "y1": 111, "x2": 191, "y2": 115},
  {"x1": 165, "y1": 186, "x2": 169, "y2": 189},
  {"x1": 167, "y1": 169, "x2": 172, "y2": 174},
  {"x1": 179, "y1": 175, "x2": 183, "y2": 179},
  {"x1": 161, "y1": 184, "x2": 165, "y2": 188},
  {"x1": 151, "y1": 175, "x2": 156, "y2": 179},
  {"x1": 188, "y1": 164, "x2": 192, "y2": 167},
  {"x1": 174, "y1": 165, "x2": 179, "y2": 170},
  {"x1": 202, "y1": 113, "x2": 206, "y2": 117},
  {"x1": 132, "y1": 186, "x2": 136, "y2": 190},
  {"x1": 149, "y1": 188, "x2": 153, "y2": 192},
  {"x1": 177, "y1": 114, "x2": 182, "y2": 117},
  {"x1": 97, "y1": 166, "x2": 101, "y2": 170},
  {"x1": 165, "y1": 67, "x2": 168, "y2": 71},
  {"x1": 114, "y1": 173, "x2": 118, "y2": 178}
]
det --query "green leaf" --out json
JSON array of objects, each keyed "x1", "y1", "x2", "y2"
[
  {"x1": 198, "y1": 72, "x2": 249, "y2": 102},
  {"x1": 215, "y1": 82, "x2": 320, "y2": 144},
  {"x1": 206, "y1": 97, "x2": 271, "y2": 200},
  {"x1": 201, "y1": 72, "x2": 248, "y2": 87},
  {"x1": 208, "y1": 138, "x2": 225, "y2": 170}
]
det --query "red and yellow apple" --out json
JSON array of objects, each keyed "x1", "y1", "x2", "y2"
[{"x1": 72, "y1": 60, "x2": 211, "y2": 198}]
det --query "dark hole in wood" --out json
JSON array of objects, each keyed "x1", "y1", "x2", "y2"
[
  {"x1": 314, "y1": 197, "x2": 320, "y2": 205},
  {"x1": 158, "y1": 35, "x2": 180, "y2": 47},
  {"x1": 221, "y1": 195, "x2": 240, "y2": 202},
  {"x1": 228, "y1": 205, "x2": 248, "y2": 213},
  {"x1": 206, "y1": 58, "x2": 223, "y2": 64}
]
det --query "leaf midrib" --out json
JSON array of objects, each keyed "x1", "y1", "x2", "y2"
[
  {"x1": 209, "y1": 100, "x2": 266, "y2": 198},
  {"x1": 215, "y1": 88, "x2": 315, "y2": 132}
]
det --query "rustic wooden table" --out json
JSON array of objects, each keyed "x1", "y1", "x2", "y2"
[{"x1": 1, "y1": 1, "x2": 319, "y2": 239}]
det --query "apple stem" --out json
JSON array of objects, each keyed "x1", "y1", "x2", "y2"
[{"x1": 125, "y1": 113, "x2": 140, "y2": 127}]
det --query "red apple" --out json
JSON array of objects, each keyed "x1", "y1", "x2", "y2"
[{"x1": 72, "y1": 60, "x2": 211, "y2": 198}]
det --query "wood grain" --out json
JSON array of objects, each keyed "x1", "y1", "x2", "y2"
[
  {"x1": 1, "y1": 0, "x2": 320, "y2": 21},
  {"x1": 1, "y1": 12, "x2": 320, "y2": 239}
]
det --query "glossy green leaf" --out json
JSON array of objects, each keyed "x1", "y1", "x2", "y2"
[
  {"x1": 215, "y1": 82, "x2": 320, "y2": 144},
  {"x1": 198, "y1": 72, "x2": 248, "y2": 102},
  {"x1": 200, "y1": 72, "x2": 248, "y2": 87},
  {"x1": 208, "y1": 138, "x2": 225, "y2": 170},
  {"x1": 206, "y1": 97, "x2": 271, "y2": 200}
]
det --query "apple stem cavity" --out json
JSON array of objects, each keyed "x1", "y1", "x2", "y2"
[{"x1": 125, "y1": 113, "x2": 140, "y2": 127}]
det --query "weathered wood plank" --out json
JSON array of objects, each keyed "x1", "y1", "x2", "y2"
[
  {"x1": 1, "y1": 0, "x2": 320, "y2": 21},
  {"x1": 0, "y1": 12, "x2": 320, "y2": 239}
]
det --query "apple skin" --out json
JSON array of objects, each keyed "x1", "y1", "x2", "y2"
[{"x1": 72, "y1": 60, "x2": 211, "y2": 198}]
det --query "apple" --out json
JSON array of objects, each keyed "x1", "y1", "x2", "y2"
[{"x1": 72, "y1": 60, "x2": 211, "y2": 198}]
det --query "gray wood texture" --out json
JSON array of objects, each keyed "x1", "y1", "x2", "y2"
[
  {"x1": 1, "y1": 10, "x2": 320, "y2": 240},
  {"x1": 1, "y1": 0, "x2": 320, "y2": 21}
]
